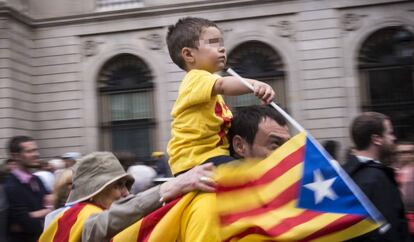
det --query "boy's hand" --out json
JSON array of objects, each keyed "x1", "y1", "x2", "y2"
[{"x1": 252, "y1": 81, "x2": 275, "y2": 104}]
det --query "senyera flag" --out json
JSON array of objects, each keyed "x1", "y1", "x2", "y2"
[
  {"x1": 112, "y1": 131, "x2": 386, "y2": 242},
  {"x1": 215, "y1": 131, "x2": 386, "y2": 242}
]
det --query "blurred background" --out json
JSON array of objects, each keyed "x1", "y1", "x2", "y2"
[{"x1": 0, "y1": 0, "x2": 413, "y2": 164}]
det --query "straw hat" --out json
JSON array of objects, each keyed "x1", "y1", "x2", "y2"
[{"x1": 66, "y1": 152, "x2": 134, "y2": 206}]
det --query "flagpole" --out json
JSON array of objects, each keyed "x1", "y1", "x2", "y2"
[
  {"x1": 226, "y1": 67, "x2": 389, "y2": 230},
  {"x1": 227, "y1": 68, "x2": 304, "y2": 133}
]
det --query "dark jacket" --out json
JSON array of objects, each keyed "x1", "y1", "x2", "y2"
[
  {"x1": 4, "y1": 173, "x2": 48, "y2": 242},
  {"x1": 343, "y1": 155, "x2": 411, "y2": 242},
  {"x1": 0, "y1": 185, "x2": 8, "y2": 242}
]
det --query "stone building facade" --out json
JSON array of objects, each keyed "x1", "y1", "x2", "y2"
[{"x1": 0, "y1": 0, "x2": 413, "y2": 160}]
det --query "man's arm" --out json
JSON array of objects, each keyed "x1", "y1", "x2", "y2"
[
  {"x1": 82, "y1": 186, "x2": 163, "y2": 242},
  {"x1": 82, "y1": 163, "x2": 216, "y2": 242}
]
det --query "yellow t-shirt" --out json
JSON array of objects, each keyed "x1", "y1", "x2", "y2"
[{"x1": 168, "y1": 69, "x2": 233, "y2": 175}]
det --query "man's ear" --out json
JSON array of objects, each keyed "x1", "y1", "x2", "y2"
[
  {"x1": 372, "y1": 134, "x2": 382, "y2": 146},
  {"x1": 232, "y1": 135, "x2": 248, "y2": 157},
  {"x1": 182, "y1": 47, "x2": 195, "y2": 64}
]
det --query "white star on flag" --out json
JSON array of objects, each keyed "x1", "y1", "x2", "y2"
[{"x1": 304, "y1": 169, "x2": 338, "y2": 204}]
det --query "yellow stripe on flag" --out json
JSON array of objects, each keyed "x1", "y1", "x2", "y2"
[
  {"x1": 147, "y1": 192, "x2": 198, "y2": 242},
  {"x1": 274, "y1": 213, "x2": 345, "y2": 241},
  {"x1": 220, "y1": 200, "x2": 305, "y2": 240},
  {"x1": 215, "y1": 132, "x2": 306, "y2": 185},
  {"x1": 217, "y1": 163, "x2": 303, "y2": 214},
  {"x1": 311, "y1": 220, "x2": 378, "y2": 242},
  {"x1": 68, "y1": 205, "x2": 102, "y2": 242},
  {"x1": 38, "y1": 209, "x2": 67, "y2": 242},
  {"x1": 112, "y1": 192, "x2": 198, "y2": 242}
]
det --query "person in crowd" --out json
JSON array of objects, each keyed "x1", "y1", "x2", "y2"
[
  {"x1": 61, "y1": 152, "x2": 81, "y2": 168},
  {"x1": 39, "y1": 152, "x2": 216, "y2": 242},
  {"x1": 166, "y1": 16, "x2": 275, "y2": 176},
  {"x1": 51, "y1": 168, "x2": 73, "y2": 210},
  {"x1": 322, "y1": 139, "x2": 340, "y2": 160},
  {"x1": 162, "y1": 105, "x2": 288, "y2": 242},
  {"x1": 0, "y1": 164, "x2": 8, "y2": 242},
  {"x1": 47, "y1": 158, "x2": 65, "y2": 174},
  {"x1": 228, "y1": 105, "x2": 291, "y2": 160},
  {"x1": 165, "y1": 16, "x2": 275, "y2": 241},
  {"x1": 4, "y1": 158, "x2": 17, "y2": 172},
  {"x1": 127, "y1": 163, "x2": 157, "y2": 194},
  {"x1": 42, "y1": 168, "x2": 75, "y2": 228},
  {"x1": 151, "y1": 151, "x2": 172, "y2": 177},
  {"x1": 395, "y1": 142, "x2": 414, "y2": 240},
  {"x1": 34, "y1": 159, "x2": 55, "y2": 193},
  {"x1": 113, "y1": 151, "x2": 136, "y2": 171},
  {"x1": 114, "y1": 151, "x2": 158, "y2": 193},
  {"x1": 4, "y1": 136, "x2": 52, "y2": 242},
  {"x1": 342, "y1": 112, "x2": 411, "y2": 242}
]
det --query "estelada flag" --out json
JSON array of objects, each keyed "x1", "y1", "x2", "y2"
[
  {"x1": 113, "y1": 131, "x2": 386, "y2": 242},
  {"x1": 215, "y1": 131, "x2": 386, "y2": 241}
]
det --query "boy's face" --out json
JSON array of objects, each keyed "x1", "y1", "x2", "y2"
[{"x1": 192, "y1": 26, "x2": 226, "y2": 73}]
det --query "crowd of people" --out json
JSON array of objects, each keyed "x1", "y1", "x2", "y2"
[{"x1": 0, "y1": 16, "x2": 413, "y2": 242}]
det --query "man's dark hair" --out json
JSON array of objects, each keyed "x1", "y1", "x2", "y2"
[
  {"x1": 166, "y1": 17, "x2": 218, "y2": 70},
  {"x1": 322, "y1": 140, "x2": 339, "y2": 160},
  {"x1": 8, "y1": 135, "x2": 33, "y2": 154},
  {"x1": 351, "y1": 112, "x2": 389, "y2": 150},
  {"x1": 228, "y1": 105, "x2": 287, "y2": 156}
]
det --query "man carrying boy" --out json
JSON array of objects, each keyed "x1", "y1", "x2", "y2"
[{"x1": 166, "y1": 17, "x2": 276, "y2": 241}]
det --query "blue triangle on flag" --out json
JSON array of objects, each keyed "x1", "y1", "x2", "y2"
[{"x1": 297, "y1": 136, "x2": 370, "y2": 217}]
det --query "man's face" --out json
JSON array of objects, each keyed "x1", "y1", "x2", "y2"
[
  {"x1": 240, "y1": 117, "x2": 291, "y2": 159},
  {"x1": 379, "y1": 119, "x2": 396, "y2": 159},
  {"x1": 396, "y1": 143, "x2": 414, "y2": 164},
  {"x1": 14, "y1": 141, "x2": 40, "y2": 169}
]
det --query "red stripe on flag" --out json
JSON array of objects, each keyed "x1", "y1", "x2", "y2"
[
  {"x1": 53, "y1": 203, "x2": 88, "y2": 242},
  {"x1": 220, "y1": 181, "x2": 300, "y2": 225},
  {"x1": 136, "y1": 197, "x2": 181, "y2": 242},
  {"x1": 223, "y1": 210, "x2": 321, "y2": 242},
  {"x1": 216, "y1": 146, "x2": 304, "y2": 193},
  {"x1": 297, "y1": 214, "x2": 365, "y2": 242}
]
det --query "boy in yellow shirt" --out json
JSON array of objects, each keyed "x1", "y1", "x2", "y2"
[
  {"x1": 167, "y1": 17, "x2": 275, "y2": 176},
  {"x1": 163, "y1": 17, "x2": 277, "y2": 242}
]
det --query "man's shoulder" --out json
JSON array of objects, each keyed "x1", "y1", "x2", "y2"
[
  {"x1": 4, "y1": 173, "x2": 18, "y2": 187},
  {"x1": 343, "y1": 155, "x2": 389, "y2": 177},
  {"x1": 343, "y1": 155, "x2": 396, "y2": 186}
]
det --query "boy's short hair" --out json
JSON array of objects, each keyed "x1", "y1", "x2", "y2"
[{"x1": 166, "y1": 17, "x2": 218, "y2": 70}]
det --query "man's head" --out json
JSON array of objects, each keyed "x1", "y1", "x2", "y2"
[
  {"x1": 395, "y1": 142, "x2": 414, "y2": 165},
  {"x1": 351, "y1": 112, "x2": 396, "y2": 159},
  {"x1": 8, "y1": 135, "x2": 40, "y2": 169},
  {"x1": 229, "y1": 105, "x2": 290, "y2": 159},
  {"x1": 61, "y1": 152, "x2": 81, "y2": 168},
  {"x1": 166, "y1": 17, "x2": 226, "y2": 72}
]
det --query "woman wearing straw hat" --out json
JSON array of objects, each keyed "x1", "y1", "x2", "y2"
[{"x1": 39, "y1": 151, "x2": 215, "y2": 242}]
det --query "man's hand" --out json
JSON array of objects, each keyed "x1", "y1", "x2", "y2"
[
  {"x1": 159, "y1": 163, "x2": 216, "y2": 202},
  {"x1": 252, "y1": 81, "x2": 275, "y2": 104}
]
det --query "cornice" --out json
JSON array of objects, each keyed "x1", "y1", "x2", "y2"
[
  {"x1": 1, "y1": 0, "x2": 287, "y2": 28},
  {"x1": 0, "y1": 3, "x2": 32, "y2": 26},
  {"x1": 332, "y1": 0, "x2": 410, "y2": 10}
]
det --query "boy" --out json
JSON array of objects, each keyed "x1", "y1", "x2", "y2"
[{"x1": 166, "y1": 17, "x2": 275, "y2": 176}]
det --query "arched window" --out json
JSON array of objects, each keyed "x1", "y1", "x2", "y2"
[
  {"x1": 225, "y1": 41, "x2": 286, "y2": 110},
  {"x1": 358, "y1": 26, "x2": 414, "y2": 141},
  {"x1": 98, "y1": 53, "x2": 155, "y2": 158}
]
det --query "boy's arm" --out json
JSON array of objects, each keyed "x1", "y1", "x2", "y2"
[{"x1": 212, "y1": 76, "x2": 275, "y2": 104}]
